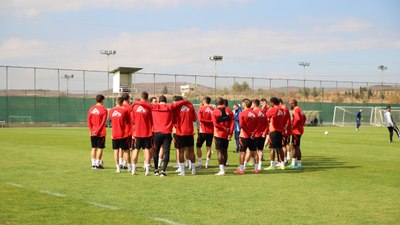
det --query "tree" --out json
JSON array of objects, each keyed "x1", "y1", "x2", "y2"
[
  {"x1": 161, "y1": 85, "x2": 168, "y2": 94},
  {"x1": 242, "y1": 81, "x2": 250, "y2": 91},
  {"x1": 312, "y1": 87, "x2": 318, "y2": 97}
]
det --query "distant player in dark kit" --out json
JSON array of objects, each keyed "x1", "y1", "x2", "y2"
[
  {"x1": 109, "y1": 97, "x2": 131, "y2": 173},
  {"x1": 232, "y1": 103, "x2": 242, "y2": 153},
  {"x1": 87, "y1": 94, "x2": 108, "y2": 169},
  {"x1": 356, "y1": 109, "x2": 363, "y2": 131},
  {"x1": 384, "y1": 105, "x2": 400, "y2": 143},
  {"x1": 212, "y1": 97, "x2": 234, "y2": 175}
]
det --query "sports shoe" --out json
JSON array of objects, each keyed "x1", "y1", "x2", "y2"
[
  {"x1": 123, "y1": 166, "x2": 128, "y2": 170},
  {"x1": 145, "y1": 171, "x2": 150, "y2": 176},
  {"x1": 205, "y1": 164, "x2": 209, "y2": 169},
  {"x1": 160, "y1": 171, "x2": 167, "y2": 177},
  {"x1": 91, "y1": 165, "x2": 97, "y2": 170},
  {"x1": 215, "y1": 171, "x2": 225, "y2": 176},
  {"x1": 253, "y1": 169, "x2": 259, "y2": 174},
  {"x1": 116, "y1": 169, "x2": 120, "y2": 173},
  {"x1": 264, "y1": 166, "x2": 275, "y2": 170},
  {"x1": 119, "y1": 165, "x2": 123, "y2": 169},
  {"x1": 178, "y1": 172, "x2": 185, "y2": 176},
  {"x1": 154, "y1": 170, "x2": 159, "y2": 176},
  {"x1": 96, "y1": 165, "x2": 104, "y2": 169},
  {"x1": 233, "y1": 170, "x2": 245, "y2": 175},
  {"x1": 175, "y1": 168, "x2": 182, "y2": 173},
  {"x1": 131, "y1": 170, "x2": 137, "y2": 175}
]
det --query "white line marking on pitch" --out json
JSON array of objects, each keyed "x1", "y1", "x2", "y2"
[
  {"x1": 5, "y1": 182, "x2": 25, "y2": 188},
  {"x1": 151, "y1": 217, "x2": 187, "y2": 225},
  {"x1": 39, "y1": 190, "x2": 66, "y2": 197},
  {"x1": 87, "y1": 201, "x2": 119, "y2": 210}
]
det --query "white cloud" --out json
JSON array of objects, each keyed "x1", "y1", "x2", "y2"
[
  {"x1": 326, "y1": 18, "x2": 372, "y2": 33},
  {"x1": 0, "y1": 38, "x2": 48, "y2": 60},
  {"x1": 5, "y1": 0, "x2": 249, "y2": 18}
]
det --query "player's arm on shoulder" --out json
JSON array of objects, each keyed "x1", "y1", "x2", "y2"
[{"x1": 171, "y1": 100, "x2": 190, "y2": 109}]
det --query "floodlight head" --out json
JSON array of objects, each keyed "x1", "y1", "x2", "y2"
[
  {"x1": 71, "y1": 74, "x2": 74, "y2": 78},
  {"x1": 299, "y1": 62, "x2": 310, "y2": 67},
  {"x1": 210, "y1": 55, "x2": 223, "y2": 61},
  {"x1": 378, "y1": 65, "x2": 387, "y2": 71}
]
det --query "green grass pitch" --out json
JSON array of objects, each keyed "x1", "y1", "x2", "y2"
[{"x1": 0, "y1": 126, "x2": 399, "y2": 225}]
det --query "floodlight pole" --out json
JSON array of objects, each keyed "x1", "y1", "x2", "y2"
[
  {"x1": 100, "y1": 50, "x2": 117, "y2": 96},
  {"x1": 378, "y1": 65, "x2": 387, "y2": 102},
  {"x1": 298, "y1": 62, "x2": 310, "y2": 100},
  {"x1": 210, "y1": 55, "x2": 223, "y2": 98},
  {"x1": 61, "y1": 74, "x2": 74, "y2": 96}
]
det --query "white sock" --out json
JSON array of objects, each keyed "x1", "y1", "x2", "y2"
[
  {"x1": 287, "y1": 152, "x2": 291, "y2": 159},
  {"x1": 186, "y1": 160, "x2": 190, "y2": 167},
  {"x1": 270, "y1": 161, "x2": 275, "y2": 167},
  {"x1": 127, "y1": 164, "x2": 132, "y2": 171},
  {"x1": 198, "y1": 158, "x2": 202, "y2": 165},
  {"x1": 239, "y1": 165, "x2": 244, "y2": 171},
  {"x1": 91, "y1": 158, "x2": 96, "y2": 166},
  {"x1": 188, "y1": 160, "x2": 192, "y2": 169},
  {"x1": 158, "y1": 158, "x2": 162, "y2": 168},
  {"x1": 258, "y1": 161, "x2": 262, "y2": 170},
  {"x1": 145, "y1": 163, "x2": 150, "y2": 173},
  {"x1": 244, "y1": 162, "x2": 247, "y2": 170},
  {"x1": 298, "y1": 160, "x2": 302, "y2": 167},
  {"x1": 191, "y1": 163, "x2": 197, "y2": 171},
  {"x1": 254, "y1": 164, "x2": 259, "y2": 170},
  {"x1": 219, "y1": 164, "x2": 225, "y2": 173},
  {"x1": 132, "y1": 163, "x2": 137, "y2": 172},
  {"x1": 179, "y1": 163, "x2": 185, "y2": 174},
  {"x1": 115, "y1": 164, "x2": 119, "y2": 171},
  {"x1": 123, "y1": 160, "x2": 127, "y2": 167},
  {"x1": 118, "y1": 158, "x2": 123, "y2": 165},
  {"x1": 206, "y1": 158, "x2": 210, "y2": 166},
  {"x1": 284, "y1": 157, "x2": 287, "y2": 163},
  {"x1": 291, "y1": 158, "x2": 296, "y2": 166}
]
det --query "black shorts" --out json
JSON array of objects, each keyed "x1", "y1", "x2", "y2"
[
  {"x1": 239, "y1": 137, "x2": 257, "y2": 152},
  {"x1": 154, "y1": 132, "x2": 172, "y2": 151},
  {"x1": 126, "y1": 136, "x2": 133, "y2": 150},
  {"x1": 291, "y1": 134, "x2": 302, "y2": 147},
  {"x1": 255, "y1": 137, "x2": 266, "y2": 150},
  {"x1": 196, "y1": 133, "x2": 213, "y2": 147},
  {"x1": 176, "y1": 135, "x2": 194, "y2": 148},
  {"x1": 135, "y1": 137, "x2": 152, "y2": 150},
  {"x1": 91, "y1": 136, "x2": 106, "y2": 149},
  {"x1": 282, "y1": 135, "x2": 290, "y2": 146},
  {"x1": 112, "y1": 138, "x2": 128, "y2": 150},
  {"x1": 269, "y1": 132, "x2": 283, "y2": 149},
  {"x1": 173, "y1": 133, "x2": 179, "y2": 149},
  {"x1": 214, "y1": 137, "x2": 229, "y2": 150}
]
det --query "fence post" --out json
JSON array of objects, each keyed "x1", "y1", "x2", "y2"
[
  {"x1": 34, "y1": 67, "x2": 36, "y2": 123},
  {"x1": 252, "y1": 77, "x2": 255, "y2": 98},
  {"x1": 83, "y1": 70, "x2": 86, "y2": 123},
  {"x1": 58, "y1": 69, "x2": 61, "y2": 123},
  {"x1": 174, "y1": 75, "x2": 177, "y2": 95},
  {"x1": 194, "y1": 75, "x2": 197, "y2": 102},
  {"x1": 286, "y1": 79, "x2": 289, "y2": 99},
  {"x1": 153, "y1": 73, "x2": 156, "y2": 96},
  {"x1": 6, "y1": 66, "x2": 9, "y2": 122}
]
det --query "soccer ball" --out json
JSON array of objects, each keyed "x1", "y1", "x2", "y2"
[{"x1": 324, "y1": 131, "x2": 329, "y2": 135}]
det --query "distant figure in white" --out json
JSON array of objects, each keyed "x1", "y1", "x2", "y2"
[{"x1": 384, "y1": 105, "x2": 400, "y2": 143}]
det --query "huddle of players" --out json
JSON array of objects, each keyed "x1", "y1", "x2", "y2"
[{"x1": 87, "y1": 92, "x2": 306, "y2": 176}]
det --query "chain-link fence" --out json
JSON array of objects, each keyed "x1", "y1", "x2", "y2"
[{"x1": 1, "y1": 65, "x2": 399, "y2": 125}]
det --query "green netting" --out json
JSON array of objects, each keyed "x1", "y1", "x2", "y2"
[{"x1": 0, "y1": 96, "x2": 398, "y2": 124}]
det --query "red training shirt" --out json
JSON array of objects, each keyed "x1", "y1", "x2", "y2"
[
  {"x1": 87, "y1": 104, "x2": 108, "y2": 137},
  {"x1": 122, "y1": 102, "x2": 133, "y2": 137},
  {"x1": 239, "y1": 108, "x2": 257, "y2": 138},
  {"x1": 212, "y1": 106, "x2": 234, "y2": 139},
  {"x1": 109, "y1": 106, "x2": 130, "y2": 139},
  {"x1": 292, "y1": 106, "x2": 306, "y2": 135},
  {"x1": 281, "y1": 104, "x2": 292, "y2": 136},
  {"x1": 253, "y1": 107, "x2": 268, "y2": 138},
  {"x1": 266, "y1": 106, "x2": 285, "y2": 133},
  {"x1": 198, "y1": 105, "x2": 214, "y2": 134},
  {"x1": 174, "y1": 102, "x2": 197, "y2": 136},
  {"x1": 132, "y1": 101, "x2": 153, "y2": 138}
]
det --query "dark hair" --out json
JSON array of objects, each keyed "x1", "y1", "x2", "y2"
[
  {"x1": 386, "y1": 105, "x2": 391, "y2": 109},
  {"x1": 270, "y1": 97, "x2": 280, "y2": 106},
  {"x1": 260, "y1": 98, "x2": 267, "y2": 102},
  {"x1": 141, "y1": 91, "x2": 149, "y2": 100},
  {"x1": 252, "y1": 99, "x2": 260, "y2": 106},
  {"x1": 242, "y1": 98, "x2": 252, "y2": 108},
  {"x1": 278, "y1": 98, "x2": 283, "y2": 104},
  {"x1": 223, "y1": 99, "x2": 228, "y2": 107},
  {"x1": 149, "y1": 97, "x2": 157, "y2": 102},
  {"x1": 96, "y1": 94, "x2": 105, "y2": 103},
  {"x1": 290, "y1": 99, "x2": 298, "y2": 106},
  {"x1": 121, "y1": 93, "x2": 130, "y2": 101},
  {"x1": 159, "y1": 95, "x2": 167, "y2": 103},
  {"x1": 174, "y1": 96, "x2": 183, "y2": 101},
  {"x1": 203, "y1": 96, "x2": 211, "y2": 104},
  {"x1": 116, "y1": 97, "x2": 124, "y2": 106},
  {"x1": 215, "y1": 97, "x2": 224, "y2": 106}
]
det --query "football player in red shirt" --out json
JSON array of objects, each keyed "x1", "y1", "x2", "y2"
[
  {"x1": 234, "y1": 98, "x2": 258, "y2": 175},
  {"x1": 87, "y1": 94, "x2": 108, "y2": 169},
  {"x1": 279, "y1": 98, "x2": 292, "y2": 165},
  {"x1": 252, "y1": 99, "x2": 268, "y2": 170},
  {"x1": 212, "y1": 97, "x2": 234, "y2": 175},
  {"x1": 196, "y1": 96, "x2": 215, "y2": 168},
  {"x1": 120, "y1": 93, "x2": 133, "y2": 170},
  {"x1": 131, "y1": 92, "x2": 153, "y2": 176},
  {"x1": 264, "y1": 97, "x2": 285, "y2": 170},
  {"x1": 109, "y1": 97, "x2": 131, "y2": 173},
  {"x1": 289, "y1": 99, "x2": 306, "y2": 169},
  {"x1": 174, "y1": 97, "x2": 197, "y2": 176}
]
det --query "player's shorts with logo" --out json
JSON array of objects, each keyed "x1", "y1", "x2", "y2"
[
  {"x1": 176, "y1": 135, "x2": 194, "y2": 148},
  {"x1": 112, "y1": 137, "x2": 128, "y2": 150},
  {"x1": 291, "y1": 134, "x2": 302, "y2": 147},
  {"x1": 196, "y1": 133, "x2": 213, "y2": 147},
  {"x1": 239, "y1": 137, "x2": 257, "y2": 152},
  {"x1": 269, "y1": 131, "x2": 283, "y2": 148},
  {"x1": 91, "y1": 136, "x2": 105, "y2": 149},
  {"x1": 135, "y1": 137, "x2": 152, "y2": 150},
  {"x1": 214, "y1": 137, "x2": 229, "y2": 150}
]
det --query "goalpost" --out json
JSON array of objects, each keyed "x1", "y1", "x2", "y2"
[
  {"x1": 371, "y1": 107, "x2": 400, "y2": 127},
  {"x1": 332, "y1": 106, "x2": 374, "y2": 127},
  {"x1": 8, "y1": 116, "x2": 32, "y2": 124}
]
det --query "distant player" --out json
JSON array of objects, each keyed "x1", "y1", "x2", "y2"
[
  {"x1": 196, "y1": 96, "x2": 214, "y2": 168},
  {"x1": 109, "y1": 97, "x2": 131, "y2": 173},
  {"x1": 260, "y1": 98, "x2": 270, "y2": 114},
  {"x1": 384, "y1": 105, "x2": 400, "y2": 143},
  {"x1": 264, "y1": 97, "x2": 285, "y2": 170},
  {"x1": 235, "y1": 98, "x2": 258, "y2": 175},
  {"x1": 212, "y1": 97, "x2": 234, "y2": 176},
  {"x1": 174, "y1": 98, "x2": 197, "y2": 176},
  {"x1": 121, "y1": 93, "x2": 133, "y2": 170},
  {"x1": 232, "y1": 104, "x2": 242, "y2": 153},
  {"x1": 131, "y1": 92, "x2": 153, "y2": 176},
  {"x1": 288, "y1": 99, "x2": 306, "y2": 169},
  {"x1": 252, "y1": 99, "x2": 268, "y2": 170},
  {"x1": 87, "y1": 94, "x2": 108, "y2": 169},
  {"x1": 356, "y1": 109, "x2": 363, "y2": 131},
  {"x1": 279, "y1": 98, "x2": 292, "y2": 165}
]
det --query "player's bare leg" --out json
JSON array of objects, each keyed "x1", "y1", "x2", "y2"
[
  {"x1": 205, "y1": 146, "x2": 212, "y2": 168},
  {"x1": 158, "y1": 146, "x2": 164, "y2": 169},
  {"x1": 257, "y1": 150, "x2": 263, "y2": 170},
  {"x1": 123, "y1": 150, "x2": 131, "y2": 172},
  {"x1": 96, "y1": 148, "x2": 104, "y2": 169},
  {"x1": 118, "y1": 149, "x2": 124, "y2": 169},
  {"x1": 244, "y1": 149, "x2": 252, "y2": 169},
  {"x1": 196, "y1": 146, "x2": 203, "y2": 167},
  {"x1": 178, "y1": 147, "x2": 187, "y2": 176},
  {"x1": 131, "y1": 149, "x2": 140, "y2": 175},
  {"x1": 143, "y1": 148, "x2": 151, "y2": 176},
  {"x1": 91, "y1": 148, "x2": 97, "y2": 169},
  {"x1": 264, "y1": 148, "x2": 276, "y2": 170},
  {"x1": 188, "y1": 146, "x2": 196, "y2": 175},
  {"x1": 235, "y1": 149, "x2": 246, "y2": 174},
  {"x1": 216, "y1": 148, "x2": 227, "y2": 175},
  {"x1": 113, "y1": 149, "x2": 120, "y2": 173},
  {"x1": 251, "y1": 151, "x2": 259, "y2": 173}
]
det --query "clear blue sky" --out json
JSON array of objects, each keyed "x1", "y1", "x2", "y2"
[{"x1": 0, "y1": 0, "x2": 399, "y2": 83}]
